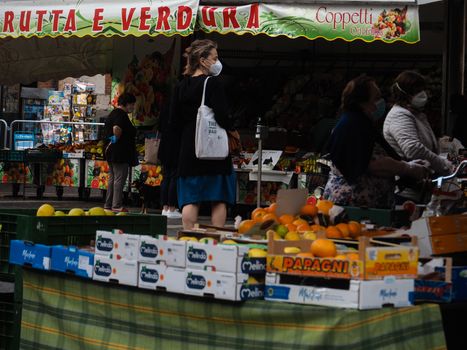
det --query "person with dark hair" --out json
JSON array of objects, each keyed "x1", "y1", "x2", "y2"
[
  {"x1": 170, "y1": 39, "x2": 235, "y2": 229},
  {"x1": 158, "y1": 97, "x2": 182, "y2": 218},
  {"x1": 384, "y1": 71, "x2": 453, "y2": 201},
  {"x1": 104, "y1": 92, "x2": 137, "y2": 212},
  {"x1": 323, "y1": 75, "x2": 429, "y2": 208}
]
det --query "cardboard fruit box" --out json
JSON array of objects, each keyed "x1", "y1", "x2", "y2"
[
  {"x1": 266, "y1": 234, "x2": 419, "y2": 280},
  {"x1": 414, "y1": 258, "x2": 453, "y2": 303},
  {"x1": 265, "y1": 272, "x2": 414, "y2": 309}
]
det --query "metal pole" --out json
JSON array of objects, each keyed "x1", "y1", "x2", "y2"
[
  {"x1": 0, "y1": 119, "x2": 7, "y2": 149},
  {"x1": 257, "y1": 137, "x2": 262, "y2": 208}
]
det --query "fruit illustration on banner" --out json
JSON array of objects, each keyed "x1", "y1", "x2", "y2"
[
  {"x1": 87, "y1": 160, "x2": 109, "y2": 189},
  {"x1": 45, "y1": 158, "x2": 78, "y2": 187},
  {"x1": 0, "y1": 163, "x2": 32, "y2": 184}
]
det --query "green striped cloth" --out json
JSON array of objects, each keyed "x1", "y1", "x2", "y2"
[{"x1": 20, "y1": 269, "x2": 446, "y2": 350}]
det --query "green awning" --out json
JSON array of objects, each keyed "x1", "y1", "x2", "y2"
[
  {"x1": 197, "y1": 3, "x2": 420, "y2": 44},
  {"x1": 0, "y1": 0, "x2": 199, "y2": 38}
]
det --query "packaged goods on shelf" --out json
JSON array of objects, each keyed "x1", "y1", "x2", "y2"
[
  {"x1": 415, "y1": 258, "x2": 454, "y2": 303},
  {"x1": 9, "y1": 240, "x2": 51, "y2": 270},
  {"x1": 50, "y1": 246, "x2": 94, "y2": 278}
]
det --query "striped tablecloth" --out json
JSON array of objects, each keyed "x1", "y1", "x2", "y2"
[{"x1": 20, "y1": 269, "x2": 446, "y2": 350}]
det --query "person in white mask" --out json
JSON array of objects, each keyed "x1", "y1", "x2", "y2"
[
  {"x1": 169, "y1": 39, "x2": 235, "y2": 229},
  {"x1": 383, "y1": 70, "x2": 453, "y2": 202}
]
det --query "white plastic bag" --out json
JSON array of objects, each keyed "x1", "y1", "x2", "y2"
[
  {"x1": 195, "y1": 77, "x2": 228, "y2": 160},
  {"x1": 144, "y1": 134, "x2": 160, "y2": 164}
]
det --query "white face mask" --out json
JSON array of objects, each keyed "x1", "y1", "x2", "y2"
[
  {"x1": 411, "y1": 91, "x2": 428, "y2": 109},
  {"x1": 209, "y1": 60, "x2": 222, "y2": 76}
]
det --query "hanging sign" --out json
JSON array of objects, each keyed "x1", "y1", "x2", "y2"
[
  {"x1": 197, "y1": 3, "x2": 420, "y2": 44},
  {"x1": 0, "y1": 0, "x2": 198, "y2": 38}
]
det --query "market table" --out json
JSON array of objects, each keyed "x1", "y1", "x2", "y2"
[{"x1": 19, "y1": 269, "x2": 446, "y2": 350}]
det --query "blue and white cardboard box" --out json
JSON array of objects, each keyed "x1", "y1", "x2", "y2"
[
  {"x1": 265, "y1": 273, "x2": 414, "y2": 310},
  {"x1": 9, "y1": 240, "x2": 51, "y2": 270},
  {"x1": 138, "y1": 236, "x2": 186, "y2": 268},
  {"x1": 138, "y1": 262, "x2": 185, "y2": 293},
  {"x1": 50, "y1": 246, "x2": 94, "y2": 278},
  {"x1": 95, "y1": 230, "x2": 139, "y2": 260},
  {"x1": 185, "y1": 241, "x2": 266, "y2": 276},
  {"x1": 436, "y1": 266, "x2": 467, "y2": 301},
  {"x1": 184, "y1": 268, "x2": 264, "y2": 301},
  {"x1": 93, "y1": 255, "x2": 138, "y2": 286}
]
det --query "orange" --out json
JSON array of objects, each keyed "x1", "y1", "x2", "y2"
[
  {"x1": 262, "y1": 213, "x2": 279, "y2": 223},
  {"x1": 297, "y1": 252, "x2": 314, "y2": 258},
  {"x1": 238, "y1": 220, "x2": 256, "y2": 234},
  {"x1": 296, "y1": 224, "x2": 311, "y2": 232},
  {"x1": 251, "y1": 208, "x2": 266, "y2": 220},
  {"x1": 266, "y1": 203, "x2": 278, "y2": 213},
  {"x1": 252, "y1": 210, "x2": 267, "y2": 223},
  {"x1": 310, "y1": 224, "x2": 326, "y2": 232},
  {"x1": 300, "y1": 204, "x2": 318, "y2": 217},
  {"x1": 348, "y1": 221, "x2": 362, "y2": 238},
  {"x1": 346, "y1": 253, "x2": 360, "y2": 261},
  {"x1": 293, "y1": 218, "x2": 308, "y2": 226},
  {"x1": 310, "y1": 239, "x2": 337, "y2": 258},
  {"x1": 279, "y1": 214, "x2": 294, "y2": 225},
  {"x1": 336, "y1": 223, "x2": 350, "y2": 238},
  {"x1": 316, "y1": 200, "x2": 333, "y2": 215},
  {"x1": 285, "y1": 224, "x2": 297, "y2": 232},
  {"x1": 325, "y1": 226, "x2": 343, "y2": 239}
]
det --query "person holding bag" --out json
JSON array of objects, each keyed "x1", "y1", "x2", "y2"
[
  {"x1": 170, "y1": 39, "x2": 235, "y2": 229},
  {"x1": 104, "y1": 92, "x2": 137, "y2": 212}
]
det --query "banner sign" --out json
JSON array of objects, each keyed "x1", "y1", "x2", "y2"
[
  {"x1": 0, "y1": 0, "x2": 198, "y2": 38},
  {"x1": 197, "y1": 3, "x2": 420, "y2": 44}
]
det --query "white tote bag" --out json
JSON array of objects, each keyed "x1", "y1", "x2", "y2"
[{"x1": 195, "y1": 77, "x2": 229, "y2": 160}]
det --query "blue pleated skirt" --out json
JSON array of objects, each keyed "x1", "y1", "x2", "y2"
[{"x1": 177, "y1": 171, "x2": 236, "y2": 207}]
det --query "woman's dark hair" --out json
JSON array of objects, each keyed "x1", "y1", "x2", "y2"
[
  {"x1": 340, "y1": 75, "x2": 376, "y2": 113},
  {"x1": 183, "y1": 39, "x2": 217, "y2": 76},
  {"x1": 118, "y1": 92, "x2": 136, "y2": 107},
  {"x1": 392, "y1": 70, "x2": 426, "y2": 106}
]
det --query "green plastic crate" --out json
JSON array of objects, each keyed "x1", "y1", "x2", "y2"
[
  {"x1": 0, "y1": 210, "x2": 167, "y2": 276},
  {"x1": 0, "y1": 292, "x2": 21, "y2": 350}
]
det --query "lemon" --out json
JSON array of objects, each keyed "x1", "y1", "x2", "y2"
[
  {"x1": 104, "y1": 209, "x2": 115, "y2": 216},
  {"x1": 199, "y1": 237, "x2": 217, "y2": 244},
  {"x1": 221, "y1": 239, "x2": 237, "y2": 245},
  {"x1": 179, "y1": 236, "x2": 198, "y2": 242},
  {"x1": 37, "y1": 204, "x2": 55, "y2": 216},
  {"x1": 285, "y1": 231, "x2": 300, "y2": 241},
  {"x1": 68, "y1": 208, "x2": 85, "y2": 216},
  {"x1": 302, "y1": 231, "x2": 317, "y2": 240},
  {"x1": 247, "y1": 276, "x2": 259, "y2": 284},
  {"x1": 54, "y1": 210, "x2": 65, "y2": 217},
  {"x1": 89, "y1": 207, "x2": 106, "y2": 216},
  {"x1": 284, "y1": 247, "x2": 301, "y2": 254},
  {"x1": 248, "y1": 248, "x2": 267, "y2": 258},
  {"x1": 275, "y1": 224, "x2": 289, "y2": 238}
]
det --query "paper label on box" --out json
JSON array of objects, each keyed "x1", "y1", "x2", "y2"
[
  {"x1": 43, "y1": 257, "x2": 50, "y2": 270},
  {"x1": 79, "y1": 255, "x2": 90, "y2": 270}
]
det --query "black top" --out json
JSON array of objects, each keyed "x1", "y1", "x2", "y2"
[
  {"x1": 170, "y1": 75, "x2": 232, "y2": 177},
  {"x1": 328, "y1": 111, "x2": 377, "y2": 184},
  {"x1": 158, "y1": 98, "x2": 180, "y2": 168},
  {"x1": 104, "y1": 108, "x2": 137, "y2": 164}
]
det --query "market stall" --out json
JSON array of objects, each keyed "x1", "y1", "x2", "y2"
[{"x1": 19, "y1": 268, "x2": 446, "y2": 350}]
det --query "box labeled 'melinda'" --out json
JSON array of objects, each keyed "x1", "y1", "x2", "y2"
[
  {"x1": 184, "y1": 268, "x2": 264, "y2": 301},
  {"x1": 95, "y1": 230, "x2": 139, "y2": 260},
  {"x1": 93, "y1": 255, "x2": 138, "y2": 286},
  {"x1": 185, "y1": 241, "x2": 266, "y2": 275},
  {"x1": 138, "y1": 262, "x2": 185, "y2": 294},
  {"x1": 139, "y1": 236, "x2": 186, "y2": 268},
  {"x1": 9, "y1": 240, "x2": 51, "y2": 270},
  {"x1": 50, "y1": 245, "x2": 94, "y2": 278}
]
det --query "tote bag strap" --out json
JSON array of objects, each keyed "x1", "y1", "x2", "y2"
[{"x1": 201, "y1": 76, "x2": 211, "y2": 106}]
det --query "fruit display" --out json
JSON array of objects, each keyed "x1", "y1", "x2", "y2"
[
  {"x1": 0, "y1": 162, "x2": 33, "y2": 184},
  {"x1": 131, "y1": 163, "x2": 163, "y2": 191},
  {"x1": 36, "y1": 204, "x2": 118, "y2": 216},
  {"x1": 237, "y1": 171, "x2": 286, "y2": 205},
  {"x1": 86, "y1": 160, "x2": 109, "y2": 189},
  {"x1": 43, "y1": 158, "x2": 80, "y2": 187}
]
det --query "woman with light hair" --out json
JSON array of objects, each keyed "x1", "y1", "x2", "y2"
[{"x1": 169, "y1": 39, "x2": 235, "y2": 229}]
